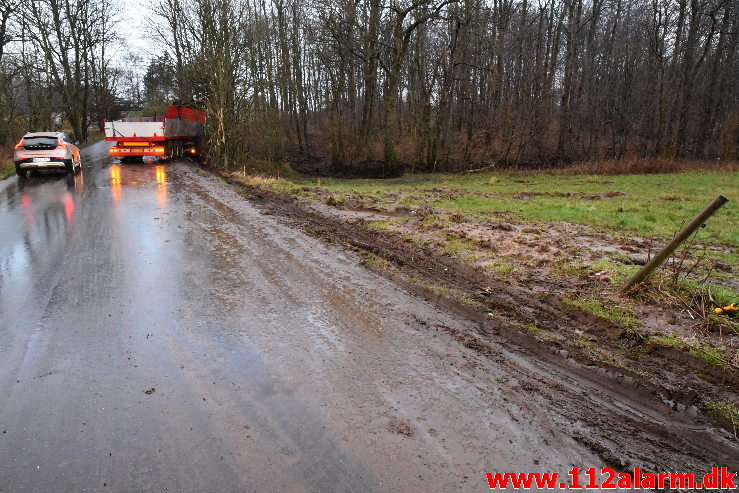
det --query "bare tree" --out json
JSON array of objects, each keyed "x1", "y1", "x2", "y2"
[
  {"x1": 22, "y1": 0, "x2": 117, "y2": 140},
  {"x1": 145, "y1": 0, "x2": 738, "y2": 171}
]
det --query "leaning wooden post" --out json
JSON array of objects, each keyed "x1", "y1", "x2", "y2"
[{"x1": 620, "y1": 194, "x2": 729, "y2": 293}]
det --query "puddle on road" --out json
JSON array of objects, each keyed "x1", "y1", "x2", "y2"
[
  {"x1": 108, "y1": 164, "x2": 169, "y2": 207},
  {"x1": 0, "y1": 172, "x2": 85, "y2": 273}
]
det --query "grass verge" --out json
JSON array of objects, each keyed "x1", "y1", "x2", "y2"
[
  {"x1": 646, "y1": 334, "x2": 730, "y2": 367},
  {"x1": 0, "y1": 165, "x2": 14, "y2": 180},
  {"x1": 562, "y1": 296, "x2": 641, "y2": 331},
  {"x1": 0, "y1": 150, "x2": 14, "y2": 180}
]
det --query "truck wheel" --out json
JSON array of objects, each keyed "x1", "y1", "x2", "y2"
[{"x1": 157, "y1": 143, "x2": 167, "y2": 162}]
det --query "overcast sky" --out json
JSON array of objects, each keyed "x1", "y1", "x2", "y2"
[{"x1": 114, "y1": 0, "x2": 161, "y2": 66}]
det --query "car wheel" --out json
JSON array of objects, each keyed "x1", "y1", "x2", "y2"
[{"x1": 15, "y1": 167, "x2": 26, "y2": 178}]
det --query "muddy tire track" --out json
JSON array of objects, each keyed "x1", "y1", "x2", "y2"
[{"x1": 212, "y1": 168, "x2": 739, "y2": 471}]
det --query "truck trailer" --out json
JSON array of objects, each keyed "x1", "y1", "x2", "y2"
[{"x1": 104, "y1": 105, "x2": 205, "y2": 162}]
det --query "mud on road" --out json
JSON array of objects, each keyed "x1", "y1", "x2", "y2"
[
  {"x1": 215, "y1": 168, "x2": 739, "y2": 473},
  {"x1": 0, "y1": 142, "x2": 736, "y2": 492}
]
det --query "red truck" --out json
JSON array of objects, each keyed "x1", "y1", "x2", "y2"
[{"x1": 104, "y1": 105, "x2": 205, "y2": 162}]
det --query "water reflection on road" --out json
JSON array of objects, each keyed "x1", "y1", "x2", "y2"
[
  {"x1": 0, "y1": 155, "x2": 172, "y2": 324},
  {"x1": 108, "y1": 164, "x2": 168, "y2": 207},
  {"x1": 16, "y1": 172, "x2": 85, "y2": 229},
  {"x1": 155, "y1": 165, "x2": 168, "y2": 207},
  {"x1": 110, "y1": 164, "x2": 122, "y2": 202},
  {"x1": 0, "y1": 172, "x2": 84, "y2": 274}
]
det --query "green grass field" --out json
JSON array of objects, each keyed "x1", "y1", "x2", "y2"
[{"x1": 259, "y1": 170, "x2": 739, "y2": 247}]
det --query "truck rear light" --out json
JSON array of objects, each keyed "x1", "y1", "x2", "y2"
[{"x1": 154, "y1": 147, "x2": 165, "y2": 154}]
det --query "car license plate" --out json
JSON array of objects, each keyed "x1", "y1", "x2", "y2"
[{"x1": 33, "y1": 157, "x2": 51, "y2": 162}]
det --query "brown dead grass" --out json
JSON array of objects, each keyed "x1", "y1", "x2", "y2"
[
  {"x1": 521, "y1": 158, "x2": 738, "y2": 176},
  {"x1": 0, "y1": 149, "x2": 13, "y2": 180}
]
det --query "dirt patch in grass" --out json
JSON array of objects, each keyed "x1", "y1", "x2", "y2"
[{"x1": 513, "y1": 190, "x2": 626, "y2": 200}]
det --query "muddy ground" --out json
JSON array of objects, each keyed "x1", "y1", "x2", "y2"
[
  {"x1": 259, "y1": 180, "x2": 738, "y2": 361},
  {"x1": 217, "y1": 169, "x2": 739, "y2": 470}
]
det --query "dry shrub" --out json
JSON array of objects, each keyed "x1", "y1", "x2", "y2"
[
  {"x1": 567, "y1": 158, "x2": 736, "y2": 175},
  {"x1": 238, "y1": 174, "x2": 280, "y2": 185},
  {"x1": 86, "y1": 127, "x2": 104, "y2": 142},
  {"x1": 0, "y1": 148, "x2": 13, "y2": 169}
]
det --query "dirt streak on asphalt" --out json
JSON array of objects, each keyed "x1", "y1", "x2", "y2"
[{"x1": 0, "y1": 141, "x2": 736, "y2": 492}]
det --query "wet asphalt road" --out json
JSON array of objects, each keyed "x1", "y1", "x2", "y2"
[{"x1": 0, "y1": 141, "x2": 693, "y2": 491}]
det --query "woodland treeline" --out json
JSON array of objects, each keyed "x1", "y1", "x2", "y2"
[
  {"x1": 0, "y1": 0, "x2": 117, "y2": 143},
  {"x1": 1, "y1": 0, "x2": 737, "y2": 171}
]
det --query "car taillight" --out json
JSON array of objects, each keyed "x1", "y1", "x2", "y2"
[
  {"x1": 14, "y1": 139, "x2": 23, "y2": 149},
  {"x1": 57, "y1": 139, "x2": 68, "y2": 149}
]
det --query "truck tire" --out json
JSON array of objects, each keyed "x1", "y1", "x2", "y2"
[{"x1": 158, "y1": 143, "x2": 168, "y2": 162}]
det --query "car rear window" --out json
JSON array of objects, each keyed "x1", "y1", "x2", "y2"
[{"x1": 22, "y1": 136, "x2": 59, "y2": 147}]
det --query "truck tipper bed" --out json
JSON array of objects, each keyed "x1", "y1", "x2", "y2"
[{"x1": 104, "y1": 105, "x2": 205, "y2": 161}]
